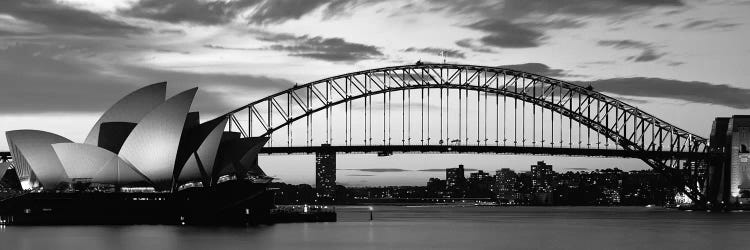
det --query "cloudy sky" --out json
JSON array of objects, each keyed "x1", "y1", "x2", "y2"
[{"x1": 1, "y1": 0, "x2": 749, "y2": 186}]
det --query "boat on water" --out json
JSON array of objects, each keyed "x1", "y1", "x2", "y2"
[{"x1": 474, "y1": 201, "x2": 500, "y2": 206}]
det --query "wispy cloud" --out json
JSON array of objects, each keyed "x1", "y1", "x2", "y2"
[
  {"x1": 597, "y1": 40, "x2": 651, "y2": 50},
  {"x1": 121, "y1": 0, "x2": 260, "y2": 25},
  {"x1": 682, "y1": 19, "x2": 740, "y2": 30},
  {"x1": 0, "y1": 0, "x2": 147, "y2": 36},
  {"x1": 496, "y1": 0, "x2": 684, "y2": 18},
  {"x1": 597, "y1": 39, "x2": 665, "y2": 62},
  {"x1": 455, "y1": 39, "x2": 494, "y2": 53},
  {"x1": 258, "y1": 32, "x2": 383, "y2": 62},
  {"x1": 247, "y1": 0, "x2": 379, "y2": 24},
  {"x1": 0, "y1": 43, "x2": 293, "y2": 115},
  {"x1": 495, "y1": 62, "x2": 750, "y2": 109},
  {"x1": 499, "y1": 63, "x2": 573, "y2": 78},
  {"x1": 203, "y1": 44, "x2": 257, "y2": 51},
  {"x1": 465, "y1": 19, "x2": 545, "y2": 48},
  {"x1": 123, "y1": 0, "x2": 380, "y2": 26},
  {"x1": 582, "y1": 77, "x2": 750, "y2": 109}
]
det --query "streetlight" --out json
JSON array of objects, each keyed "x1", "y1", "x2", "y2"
[{"x1": 369, "y1": 206, "x2": 374, "y2": 221}]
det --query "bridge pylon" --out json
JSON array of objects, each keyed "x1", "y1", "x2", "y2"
[{"x1": 705, "y1": 116, "x2": 750, "y2": 209}]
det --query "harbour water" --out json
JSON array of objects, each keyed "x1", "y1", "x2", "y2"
[{"x1": 1, "y1": 206, "x2": 749, "y2": 249}]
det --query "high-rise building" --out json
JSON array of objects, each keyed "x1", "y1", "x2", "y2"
[
  {"x1": 531, "y1": 161, "x2": 554, "y2": 193},
  {"x1": 446, "y1": 164, "x2": 466, "y2": 197},
  {"x1": 446, "y1": 164, "x2": 466, "y2": 189},
  {"x1": 531, "y1": 161, "x2": 554, "y2": 205},
  {"x1": 596, "y1": 168, "x2": 623, "y2": 205},
  {"x1": 494, "y1": 168, "x2": 518, "y2": 202},
  {"x1": 469, "y1": 170, "x2": 491, "y2": 184},
  {"x1": 468, "y1": 170, "x2": 493, "y2": 198},
  {"x1": 426, "y1": 178, "x2": 446, "y2": 196},
  {"x1": 315, "y1": 145, "x2": 336, "y2": 203}
]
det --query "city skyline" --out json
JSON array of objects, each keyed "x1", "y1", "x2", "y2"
[
  {"x1": 2, "y1": 0, "x2": 750, "y2": 186},
  {"x1": 273, "y1": 160, "x2": 677, "y2": 207}
]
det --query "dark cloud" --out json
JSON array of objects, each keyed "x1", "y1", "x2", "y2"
[
  {"x1": 449, "y1": 0, "x2": 683, "y2": 49},
  {"x1": 340, "y1": 168, "x2": 410, "y2": 172},
  {"x1": 466, "y1": 19, "x2": 545, "y2": 48},
  {"x1": 0, "y1": 43, "x2": 293, "y2": 115},
  {"x1": 654, "y1": 23, "x2": 672, "y2": 29},
  {"x1": 0, "y1": 30, "x2": 33, "y2": 37},
  {"x1": 153, "y1": 48, "x2": 190, "y2": 55},
  {"x1": 259, "y1": 33, "x2": 383, "y2": 62},
  {"x1": 683, "y1": 19, "x2": 740, "y2": 30},
  {"x1": 403, "y1": 47, "x2": 465, "y2": 59},
  {"x1": 491, "y1": 62, "x2": 750, "y2": 109},
  {"x1": 248, "y1": 0, "x2": 384, "y2": 24},
  {"x1": 582, "y1": 78, "x2": 750, "y2": 109},
  {"x1": 581, "y1": 61, "x2": 617, "y2": 66},
  {"x1": 424, "y1": 0, "x2": 684, "y2": 26},
  {"x1": 0, "y1": 0, "x2": 147, "y2": 36},
  {"x1": 628, "y1": 49, "x2": 664, "y2": 62},
  {"x1": 122, "y1": 0, "x2": 260, "y2": 25},
  {"x1": 498, "y1": 0, "x2": 684, "y2": 19},
  {"x1": 522, "y1": 18, "x2": 587, "y2": 30},
  {"x1": 123, "y1": 0, "x2": 379, "y2": 25},
  {"x1": 612, "y1": 96, "x2": 649, "y2": 104},
  {"x1": 597, "y1": 39, "x2": 664, "y2": 63},
  {"x1": 597, "y1": 39, "x2": 651, "y2": 49},
  {"x1": 248, "y1": 0, "x2": 343, "y2": 24},
  {"x1": 667, "y1": 61, "x2": 685, "y2": 67},
  {"x1": 158, "y1": 29, "x2": 186, "y2": 35},
  {"x1": 499, "y1": 63, "x2": 571, "y2": 78}
]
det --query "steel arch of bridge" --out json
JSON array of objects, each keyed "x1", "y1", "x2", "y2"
[{"x1": 222, "y1": 63, "x2": 710, "y2": 202}]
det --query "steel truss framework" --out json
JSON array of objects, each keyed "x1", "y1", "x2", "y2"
[{"x1": 223, "y1": 64, "x2": 711, "y2": 203}]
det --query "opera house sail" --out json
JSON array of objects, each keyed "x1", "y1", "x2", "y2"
[{"x1": 0, "y1": 82, "x2": 274, "y2": 225}]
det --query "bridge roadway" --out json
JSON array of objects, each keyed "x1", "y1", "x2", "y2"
[
  {"x1": 259, "y1": 145, "x2": 710, "y2": 159},
  {"x1": 0, "y1": 146, "x2": 709, "y2": 161}
]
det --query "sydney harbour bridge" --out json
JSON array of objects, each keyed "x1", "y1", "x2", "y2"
[
  {"x1": 1, "y1": 63, "x2": 735, "y2": 207},
  {"x1": 217, "y1": 63, "x2": 721, "y2": 206}
]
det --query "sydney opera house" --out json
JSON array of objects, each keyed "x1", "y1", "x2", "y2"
[{"x1": 0, "y1": 83, "x2": 274, "y2": 225}]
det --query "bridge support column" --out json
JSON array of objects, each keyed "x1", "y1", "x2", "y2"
[
  {"x1": 706, "y1": 116, "x2": 750, "y2": 208},
  {"x1": 315, "y1": 144, "x2": 336, "y2": 204}
]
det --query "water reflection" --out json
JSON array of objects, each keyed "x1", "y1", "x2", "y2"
[{"x1": 1, "y1": 206, "x2": 749, "y2": 249}]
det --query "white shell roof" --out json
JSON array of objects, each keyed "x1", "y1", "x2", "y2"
[
  {"x1": 118, "y1": 88, "x2": 198, "y2": 190},
  {"x1": 178, "y1": 118, "x2": 228, "y2": 183},
  {"x1": 84, "y1": 82, "x2": 166, "y2": 145},
  {"x1": 6, "y1": 130, "x2": 72, "y2": 188}
]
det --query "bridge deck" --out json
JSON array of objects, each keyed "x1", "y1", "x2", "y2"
[{"x1": 259, "y1": 145, "x2": 709, "y2": 159}]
